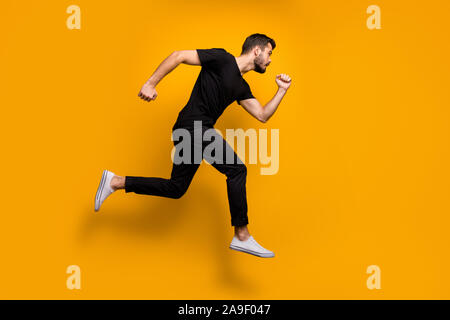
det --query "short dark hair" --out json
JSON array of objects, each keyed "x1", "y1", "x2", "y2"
[{"x1": 241, "y1": 33, "x2": 276, "y2": 55}]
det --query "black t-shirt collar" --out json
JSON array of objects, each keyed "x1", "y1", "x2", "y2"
[{"x1": 231, "y1": 55, "x2": 243, "y2": 79}]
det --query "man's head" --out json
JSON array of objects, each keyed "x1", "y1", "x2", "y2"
[{"x1": 241, "y1": 33, "x2": 276, "y2": 74}]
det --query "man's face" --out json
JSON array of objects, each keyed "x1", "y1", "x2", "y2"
[{"x1": 253, "y1": 43, "x2": 273, "y2": 74}]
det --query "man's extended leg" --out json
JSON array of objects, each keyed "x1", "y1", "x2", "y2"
[
  {"x1": 202, "y1": 128, "x2": 249, "y2": 228},
  {"x1": 202, "y1": 128, "x2": 274, "y2": 258}
]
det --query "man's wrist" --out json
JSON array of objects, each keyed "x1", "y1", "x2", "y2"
[
  {"x1": 145, "y1": 78, "x2": 157, "y2": 87},
  {"x1": 277, "y1": 87, "x2": 287, "y2": 94}
]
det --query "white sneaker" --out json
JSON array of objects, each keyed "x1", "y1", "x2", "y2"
[
  {"x1": 229, "y1": 235, "x2": 275, "y2": 258},
  {"x1": 94, "y1": 170, "x2": 116, "y2": 212}
]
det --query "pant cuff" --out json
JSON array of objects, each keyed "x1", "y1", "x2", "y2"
[
  {"x1": 231, "y1": 217, "x2": 249, "y2": 227},
  {"x1": 124, "y1": 176, "x2": 134, "y2": 193}
]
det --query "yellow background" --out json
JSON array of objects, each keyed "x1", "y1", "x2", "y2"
[{"x1": 1, "y1": 0, "x2": 449, "y2": 299}]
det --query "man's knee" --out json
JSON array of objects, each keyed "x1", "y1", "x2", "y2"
[
  {"x1": 171, "y1": 190, "x2": 185, "y2": 199},
  {"x1": 171, "y1": 183, "x2": 189, "y2": 199}
]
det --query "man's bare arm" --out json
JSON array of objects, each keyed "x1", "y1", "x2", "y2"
[
  {"x1": 239, "y1": 74, "x2": 292, "y2": 123},
  {"x1": 138, "y1": 50, "x2": 201, "y2": 102}
]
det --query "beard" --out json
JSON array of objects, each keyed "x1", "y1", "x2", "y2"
[{"x1": 253, "y1": 53, "x2": 267, "y2": 74}]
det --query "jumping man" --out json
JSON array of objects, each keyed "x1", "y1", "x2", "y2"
[{"x1": 94, "y1": 33, "x2": 291, "y2": 258}]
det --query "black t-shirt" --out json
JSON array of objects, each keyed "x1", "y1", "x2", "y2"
[{"x1": 172, "y1": 48, "x2": 254, "y2": 130}]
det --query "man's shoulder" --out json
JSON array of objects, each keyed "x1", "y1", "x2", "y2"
[
  {"x1": 200, "y1": 48, "x2": 227, "y2": 53},
  {"x1": 210, "y1": 48, "x2": 227, "y2": 52},
  {"x1": 197, "y1": 48, "x2": 230, "y2": 61},
  {"x1": 196, "y1": 48, "x2": 234, "y2": 70},
  {"x1": 209, "y1": 48, "x2": 232, "y2": 55},
  {"x1": 210, "y1": 48, "x2": 231, "y2": 58}
]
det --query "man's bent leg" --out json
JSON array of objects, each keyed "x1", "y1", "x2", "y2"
[
  {"x1": 124, "y1": 126, "x2": 201, "y2": 199},
  {"x1": 124, "y1": 162, "x2": 200, "y2": 199}
]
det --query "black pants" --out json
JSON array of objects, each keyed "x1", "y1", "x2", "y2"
[{"x1": 124, "y1": 125, "x2": 249, "y2": 227}]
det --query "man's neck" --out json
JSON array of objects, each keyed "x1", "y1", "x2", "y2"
[{"x1": 234, "y1": 55, "x2": 254, "y2": 76}]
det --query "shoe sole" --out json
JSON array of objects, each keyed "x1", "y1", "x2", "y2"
[
  {"x1": 95, "y1": 170, "x2": 108, "y2": 212},
  {"x1": 229, "y1": 245, "x2": 275, "y2": 258}
]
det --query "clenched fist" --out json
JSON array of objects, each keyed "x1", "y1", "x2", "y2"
[
  {"x1": 138, "y1": 83, "x2": 158, "y2": 102},
  {"x1": 276, "y1": 74, "x2": 292, "y2": 91}
]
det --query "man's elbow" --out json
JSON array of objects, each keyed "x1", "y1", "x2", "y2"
[
  {"x1": 171, "y1": 51, "x2": 183, "y2": 64},
  {"x1": 258, "y1": 113, "x2": 268, "y2": 123}
]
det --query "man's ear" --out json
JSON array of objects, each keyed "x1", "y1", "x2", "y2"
[{"x1": 253, "y1": 46, "x2": 261, "y2": 57}]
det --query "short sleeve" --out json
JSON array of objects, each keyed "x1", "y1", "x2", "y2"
[
  {"x1": 196, "y1": 48, "x2": 227, "y2": 69},
  {"x1": 237, "y1": 80, "x2": 255, "y2": 105}
]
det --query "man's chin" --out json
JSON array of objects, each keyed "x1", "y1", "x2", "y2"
[{"x1": 255, "y1": 67, "x2": 267, "y2": 74}]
